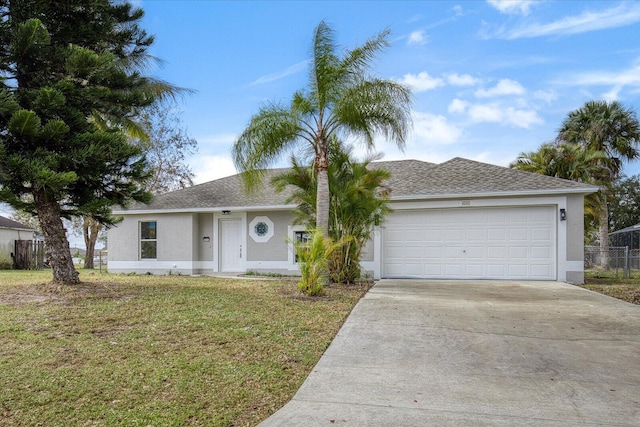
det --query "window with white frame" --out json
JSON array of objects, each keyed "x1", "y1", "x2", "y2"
[
  {"x1": 294, "y1": 230, "x2": 311, "y2": 262},
  {"x1": 140, "y1": 221, "x2": 157, "y2": 259}
]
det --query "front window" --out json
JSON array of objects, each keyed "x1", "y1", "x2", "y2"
[
  {"x1": 294, "y1": 231, "x2": 311, "y2": 262},
  {"x1": 140, "y1": 221, "x2": 157, "y2": 259}
]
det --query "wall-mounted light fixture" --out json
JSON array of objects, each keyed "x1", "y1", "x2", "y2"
[
  {"x1": 202, "y1": 236, "x2": 210, "y2": 242},
  {"x1": 559, "y1": 208, "x2": 566, "y2": 221},
  {"x1": 222, "y1": 210, "x2": 231, "y2": 215}
]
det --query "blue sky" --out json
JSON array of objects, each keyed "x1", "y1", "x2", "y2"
[
  {"x1": 137, "y1": 0, "x2": 640, "y2": 183},
  {"x1": 2, "y1": 0, "x2": 640, "y2": 226}
]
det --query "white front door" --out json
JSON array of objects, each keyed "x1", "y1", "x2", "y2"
[{"x1": 220, "y1": 218, "x2": 242, "y2": 272}]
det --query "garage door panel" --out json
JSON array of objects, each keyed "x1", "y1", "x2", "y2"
[
  {"x1": 404, "y1": 264, "x2": 424, "y2": 276},
  {"x1": 465, "y1": 264, "x2": 485, "y2": 277},
  {"x1": 426, "y1": 228, "x2": 445, "y2": 242},
  {"x1": 465, "y1": 246, "x2": 485, "y2": 259},
  {"x1": 531, "y1": 227, "x2": 552, "y2": 241},
  {"x1": 384, "y1": 206, "x2": 556, "y2": 280},
  {"x1": 487, "y1": 228, "x2": 507, "y2": 241},
  {"x1": 445, "y1": 247, "x2": 464, "y2": 259},
  {"x1": 509, "y1": 228, "x2": 529, "y2": 240},
  {"x1": 446, "y1": 229, "x2": 464, "y2": 241},
  {"x1": 531, "y1": 207, "x2": 553, "y2": 222},
  {"x1": 424, "y1": 247, "x2": 444, "y2": 259},
  {"x1": 508, "y1": 264, "x2": 529, "y2": 277},
  {"x1": 466, "y1": 229, "x2": 486, "y2": 241},
  {"x1": 531, "y1": 246, "x2": 551, "y2": 259},
  {"x1": 487, "y1": 246, "x2": 506, "y2": 258},
  {"x1": 486, "y1": 264, "x2": 507, "y2": 277},
  {"x1": 509, "y1": 247, "x2": 528, "y2": 259},
  {"x1": 445, "y1": 264, "x2": 464, "y2": 276},
  {"x1": 530, "y1": 264, "x2": 553, "y2": 278}
]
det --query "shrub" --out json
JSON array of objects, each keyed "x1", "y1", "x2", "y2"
[{"x1": 295, "y1": 229, "x2": 342, "y2": 296}]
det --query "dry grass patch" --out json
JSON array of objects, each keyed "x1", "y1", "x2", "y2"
[
  {"x1": 583, "y1": 270, "x2": 640, "y2": 304},
  {"x1": 0, "y1": 270, "x2": 369, "y2": 426}
]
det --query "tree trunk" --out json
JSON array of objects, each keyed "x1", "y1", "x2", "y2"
[
  {"x1": 598, "y1": 202, "x2": 609, "y2": 269},
  {"x1": 83, "y1": 217, "x2": 101, "y2": 269},
  {"x1": 34, "y1": 191, "x2": 80, "y2": 285},
  {"x1": 316, "y1": 168, "x2": 330, "y2": 238}
]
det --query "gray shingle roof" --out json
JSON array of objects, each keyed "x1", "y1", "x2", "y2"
[
  {"x1": 0, "y1": 215, "x2": 34, "y2": 230},
  {"x1": 384, "y1": 157, "x2": 597, "y2": 198},
  {"x1": 117, "y1": 158, "x2": 596, "y2": 213}
]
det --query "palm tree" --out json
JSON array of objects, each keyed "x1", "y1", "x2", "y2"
[
  {"x1": 232, "y1": 21, "x2": 412, "y2": 236},
  {"x1": 557, "y1": 100, "x2": 640, "y2": 261},
  {"x1": 511, "y1": 142, "x2": 609, "y2": 244},
  {"x1": 272, "y1": 140, "x2": 392, "y2": 283}
]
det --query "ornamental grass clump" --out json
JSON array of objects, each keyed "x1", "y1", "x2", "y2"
[{"x1": 295, "y1": 229, "x2": 343, "y2": 296}]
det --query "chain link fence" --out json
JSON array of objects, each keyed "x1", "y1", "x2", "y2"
[{"x1": 585, "y1": 246, "x2": 640, "y2": 278}]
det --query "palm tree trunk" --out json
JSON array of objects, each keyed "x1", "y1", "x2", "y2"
[
  {"x1": 316, "y1": 168, "x2": 330, "y2": 237},
  {"x1": 34, "y1": 191, "x2": 80, "y2": 285},
  {"x1": 598, "y1": 203, "x2": 609, "y2": 269}
]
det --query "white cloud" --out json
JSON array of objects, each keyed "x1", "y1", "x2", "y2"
[
  {"x1": 250, "y1": 60, "x2": 309, "y2": 86},
  {"x1": 503, "y1": 107, "x2": 543, "y2": 128},
  {"x1": 500, "y1": 3, "x2": 640, "y2": 39},
  {"x1": 558, "y1": 62, "x2": 640, "y2": 101},
  {"x1": 446, "y1": 73, "x2": 480, "y2": 86},
  {"x1": 412, "y1": 111, "x2": 462, "y2": 145},
  {"x1": 566, "y1": 63, "x2": 640, "y2": 89},
  {"x1": 532, "y1": 89, "x2": 557, "y2": 104},
  {"x1": 487, "y1": 0, "x2": 538, "y2": 16},
  {"x1": 468, "y1": 103, "x2": 503, "y2": 123},
  {"x1": 191, "y1": 155, "x2": 237, "y2": 184},
  {"x1": 448, "y1": 98, "x2": 468, "y2": 114},
  {"x1": 466, "y1": 103, "x2": 542, "y2": 128},
  {"x1": 475, "y1": 79, "x2": 526, "y2": 98},
  {"x1": 408, "y1": 30, "x2": 428, "y2": 45},
  {"x1": 400, "y1": 71, "x2": 445, "y2": 92}
]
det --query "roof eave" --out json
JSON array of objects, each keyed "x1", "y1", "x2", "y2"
[
  {"x1": 112, "y1": 204, "x2": 297, "y2": 215},
  {"x1": 390, "y1": 187, "x2": 598, "y2": 201}
]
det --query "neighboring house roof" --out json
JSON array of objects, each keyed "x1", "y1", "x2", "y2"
[
  {"x1": 0, "y1": 215, "x2": 34, "y2": 231},
  {"x1": 116, "y1": 158, "x2": 597, "y2": 214},
  {"x1": 609, "y1": 223, "x2": 640, "y2": 236}
]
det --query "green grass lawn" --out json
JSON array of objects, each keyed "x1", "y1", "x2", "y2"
[
  {"x1": 0, "y1": 270, "x2": 369, "y2": 426},
  {"x1": 583, "y1": 269, "x2": 640, "y2": 304}
]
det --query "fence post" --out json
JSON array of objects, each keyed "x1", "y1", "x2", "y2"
[{"x1": 624, "y1": 246, "x2": 629, "y2": 279}]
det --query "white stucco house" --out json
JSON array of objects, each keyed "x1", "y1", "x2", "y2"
[
  {"x1": 0, "y1": 215, "x2": 37, "y2": 268},
  {"x1": 108, "y1": 158, "x2": 597, "y2": 283}
]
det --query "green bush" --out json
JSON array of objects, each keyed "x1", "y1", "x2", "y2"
[{"x1": 295, "y1": 229, "x2": 342, "y2": 296}]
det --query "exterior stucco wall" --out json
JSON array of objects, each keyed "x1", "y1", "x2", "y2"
[
  {"x1": 566, "y1": 194, "x2": 585, "y2": 261},
  {"x1": 564, "y1": 194, "x2": 586, "y2": 283},
  {"x1": 246, "y1": 211, "x2": 293, "y2": 262},
  {"x1": 361, "y1": 237, "x2": 374, "y2": 262},
  {"x1": 1, "y1": 228, "x2": 34, "y2": 268},
  {"x1": 197, "y1": 213, "x2": 213, "y2": 262},
  {"x1": 108, "y1": 213, "x2": 196, "y2": 274}
]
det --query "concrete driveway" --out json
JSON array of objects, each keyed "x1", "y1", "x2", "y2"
[{"x1": 260, "y1": 280, "x2": 640, "y2": 426}]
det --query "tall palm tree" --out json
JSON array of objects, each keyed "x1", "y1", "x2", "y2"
[
  {"x1": 511, "y1": 142, "x2": 609, "y2": 243},
  {"x1": 272, "y1": 139, "x2": 392, "y2": 282},
  {"x1": 557, "y1": 100, "x2": 640, "y2": 259},
  {"x1": 232, "y1": 21, "x2": 412, "y2": 235}
]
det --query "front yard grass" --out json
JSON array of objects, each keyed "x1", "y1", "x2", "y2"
[
  {"x1": 0, "y1": 270, "x2": 369, "y2": 426},
  {"x1": 583, "y1": 270, "x2": 640, "y2": 304}
]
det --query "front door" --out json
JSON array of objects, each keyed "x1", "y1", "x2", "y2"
[{"x1": 220, "y1": 218, "x2": 242, "y2": 272}]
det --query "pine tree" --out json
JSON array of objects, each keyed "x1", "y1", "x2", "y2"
[{"x1": 0, "y1": 1, "x2": 170, "y2": 284}]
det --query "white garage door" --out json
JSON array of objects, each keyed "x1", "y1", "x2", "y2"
[{"x1": 383, "y1": 206, "x2": 556, "y2": 280}]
